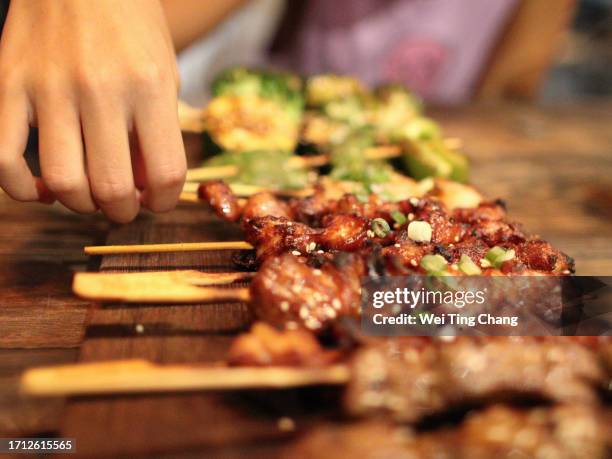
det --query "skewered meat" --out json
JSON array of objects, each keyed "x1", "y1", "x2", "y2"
[
  {"x1": 227, "y1": 322, "x2": 341, "y2": 367},
  {"x1": 241, "y1": 191, "x2": 294, "y2": 221},
  {"x1": 249, "y1": 252, "x2": 363, "y2": 331},
  {"x1": 411, "y1": 198, "x2": 466, "y2": 245},
  {"x1": 318, "y1": 214, "x2": 370, "y2": 251},
  {"x1": 199, "y1": 179, "x2": 575, "y2": 274},
  {"x1": 198, "y1": 180, "x2": 242, "y2": 222},
  {"x1": 345, "y1": 337, "x2": 607, "y2": 423},
  {"x1": 285, "y1": 404, "x2": 610, "y2": 459},
  {"x1": 243, "y1": 216, "x2": 321, "y2": 260},
  {"x1": 515, "y1": 239, "x2": 574, "y2": 273}
]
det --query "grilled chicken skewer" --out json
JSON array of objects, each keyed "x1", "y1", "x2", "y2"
[
  {"x1": 21, "y1": 331, "x2": 610, "y2": 418},
  {"x1": 85, "y1": 180, "x2": 574, "y2": 280}
]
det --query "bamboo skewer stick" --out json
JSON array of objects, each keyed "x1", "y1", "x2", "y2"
[
  {"x1": 182, "y1": 181, "x2": 314, "y2": 199},
  {"x1": 73, "y1": 271, "x2": 251, "y2": 303},
  {"x1": 179, "y1": 191, "x2": 199, "y2": 203},
  {"x1": 186, "y1": 164, "x2": 240, "y2": 182},
  {"x1": 84, "y1": 241, "x2": 253, "y2": 256},
  {"x1": 20, "y1": 359, "x2": 350, "y2": 397}
]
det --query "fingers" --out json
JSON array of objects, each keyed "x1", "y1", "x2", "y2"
[
  {"x1": 36, "y1": 95, "x2": 97, "y2": 213},
  {"x1": 0, "y1": 86, "x2": 39, "y2": 201},
  {"x1": 133, "y1": 86, "x2": 186, "y2": 213},
  {"x1": 81, "y1": 97, "x2": 139, "y2": 223}
]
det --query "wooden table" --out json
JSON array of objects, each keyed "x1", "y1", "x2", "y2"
[{"x1": 1, "y1": 102, "x2": 611, "y2": 457}]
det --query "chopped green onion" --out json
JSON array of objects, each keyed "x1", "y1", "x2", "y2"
[
  {"x1": 408, "y1": 221, "x2": 432, "y2": 242},
  {"x1": 458, "y1": 254, "x2": 482, "y2": 275},
  {"x1": 371, "y1": 218, "x2": 391, "y2": 238},
  {"x1": 391, "y1": 211, "x2": 407, "y2": 226},
  {"x1": 484, "y1": 246, "x2": 515, "y2": 269},
  {"x1": 420, "y1": 254, "x2": 448, "y2": 276}
]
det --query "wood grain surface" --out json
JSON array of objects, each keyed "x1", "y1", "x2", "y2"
[{"x1": 0, "y1": 102, "x2": 611, "y2": 457}]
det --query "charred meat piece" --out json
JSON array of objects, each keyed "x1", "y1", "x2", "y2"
[
  {"x1": 243, "y1": 214, "x2": 372, "y2": 259},
  {"x1": 286, "y1": 404, "x2": 610, "y2": 459},
  {"x1": 452, "y1": 200, "x2": 506, "y2": 223},
  {"x1": 198, "y1": 180, "x2": 242, "y2": 222},
  {"x1": 436, "y1": 236, "x2": 489, "y2": 265},
  {"x1": 515, "y1": 239, "x2": 575, "y2": 274},
  {"x1": 345, "y1": 337, "x2": 606, "y2": 423},
  {"x1": 471, "y1": 220, "x2": 525, "y2": 246},
  {"x1": 381, "y1": 239, "x2": 433, "y2": 270},
  {"x1": 241, "y1": 191, "x2": 294, "y2": 221},
  {"x1": 249, "y1": 252, "x2": 363, "y2": 332},
  {"x1": 289, "y1": 193, "x2": 335, "y2": 226},
  {"x1": 243, "y1": 216, "x2": 321, "y2": 260},
  {"x1": 227, "y1": 322, "x2": 341, "y2": 367},
  {"x1": 319, "y1": 214, "x2": 370, "y2": 251},
  {"x1": 412, "y1": 199, "x2": 466, "y2": 245},
  {"x1": 289, "y1": 192, "x2": 402, "y2": 226}
]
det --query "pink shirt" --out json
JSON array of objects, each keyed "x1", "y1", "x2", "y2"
[{"x1": 270, "y1": 0, "x2": 518, "y2": 104}]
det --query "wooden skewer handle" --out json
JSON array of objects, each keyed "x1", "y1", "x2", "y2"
[
  {"x1": 186, "y1": 165, "x2": 239, "y2": 182},
  {"x1": 73, "y1": 271, "x2": 251, "y2": 304},
  {"x1": 20, "y1": 359, "x2": 350, "y2": 396},
  {"x1": 84, "y1": 241, "x2": 253, "y2": 255}
]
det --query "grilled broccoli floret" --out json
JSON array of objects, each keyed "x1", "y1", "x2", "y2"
[
  {"x1": 388, "y1": 116, "x2": 442, "y2": 143},
  {"x1": 329, "y1": 129, "x2": 393, "y2": 187},
  {"x1": 375, "y1": 83, "x2": 422, "y2": 115},
  {"x1": 306, "y1": 74, "x2": 367, "y2": 108},
  {"x1": 204, "y1": 150, "x2": 312, "y2": 190},
  {"x1": 211, "y1": 67, "x2": 304, "y2": 121},
  {"x1": 371, "y1": 84, "x2": 424, "y2": 140},
  {"x1": 401, "y1": 138, "x2": 469, "y2": 183}
]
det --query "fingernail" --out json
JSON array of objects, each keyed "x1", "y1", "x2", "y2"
[{"x1": 35, "y1": 178, "x2": 56, "y2": 204}]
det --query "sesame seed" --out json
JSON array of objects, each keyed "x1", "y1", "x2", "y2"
[
  {"x1": 394, "y1": 243, "x2": 401, "y2": 248},
  {"x1": 135, "y1": 324, "x2": 145, "y2": 334},
  {"x1": 407, "y1": 213, "x2": 415, "y2": 221},
  {"x1": 410, "y1": 197, "x2": 419, "y2": 206},
  {"x1": 313, "y1": 269, "x2": 322, "y2": 276},
  {"x1": 410, "y1": 259, "x2": 417, "y2": 267},
  {"x1": 332, "y1": 298, "x2": 342, "y2": 310},
  {"x1": 280, "y1": 301, "x2": 290, "y2": 312},
  {"x1": 299, "y1": 306, "x2": 309, "y2": 319},
  {"x1": 291, "y1": 250, "x2": 301, "y2": 256}
]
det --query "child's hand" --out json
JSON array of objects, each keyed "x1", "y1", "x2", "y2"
[{"x1": 0, "y1": 0, "x2": 186, "y2": 222}]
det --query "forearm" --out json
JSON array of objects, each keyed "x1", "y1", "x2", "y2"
[{"x1": 160, "y1": 0, "x2": 247, "y2": 52}]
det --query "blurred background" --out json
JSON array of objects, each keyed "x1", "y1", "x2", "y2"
[{"x1": 177, "y1": 0, "x2": 612, "y2": 106}]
